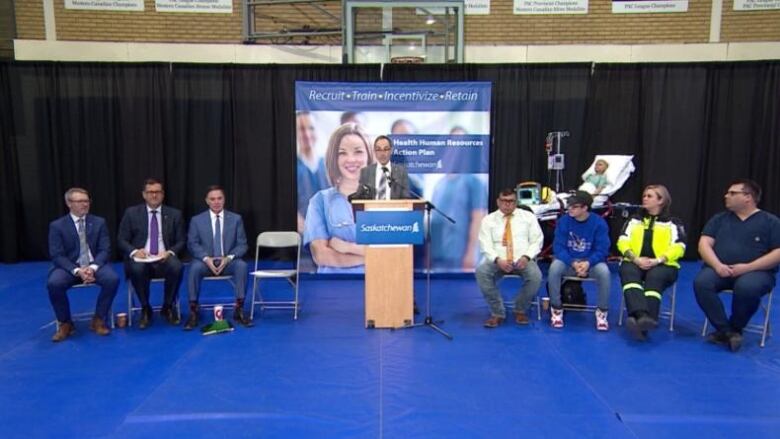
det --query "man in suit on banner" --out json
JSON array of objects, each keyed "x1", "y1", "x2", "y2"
[
  {"x1": 118, "y1": 178, "x2": 186, "y2": 328},
  {"x1": 358, "y1": 135, "x2": 410, "y2": 200},
  {"x1": 47, "y1": 187, "x2": 119, "y2": 342},
  {"x1": 185, "y1": 185, "x2": 250, "y2": 330}
]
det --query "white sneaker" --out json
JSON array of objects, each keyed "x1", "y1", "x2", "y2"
[
  {"x1": 596, "y1": 309, "x2": 609, "y2": 331},
  {"x1": 550, "y1": 308, "x2": 564, "y2": 328}
]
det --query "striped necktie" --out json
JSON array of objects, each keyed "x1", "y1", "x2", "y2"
[
  {"x1": 77, "y1": 218, "x2": 90, "y2": 267},
  {"x1": 377, "y1": 167, "x2": 388, "y2": 200}
]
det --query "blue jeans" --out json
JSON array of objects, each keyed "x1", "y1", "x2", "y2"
[
  {"x1": 188, "y1": 258, "x2": 247, "y2": 302},
  {"x1": 693, "y1": 266, "x2": 775, "y2": 333},
  {"x1": 475, "y1": 259, "x2": 542, "y2": 318},
  {"x1": 547, "y1": 259, "x2": 611, "y2": 311}
]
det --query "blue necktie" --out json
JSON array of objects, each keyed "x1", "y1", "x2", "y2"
[{"x1": 213, "y1": 215, "x2": 223, "y2": 257}]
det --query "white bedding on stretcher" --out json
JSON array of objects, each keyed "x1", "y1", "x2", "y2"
[{"x1": 525, "y1": 155, "x2": 636, "y2": 220}]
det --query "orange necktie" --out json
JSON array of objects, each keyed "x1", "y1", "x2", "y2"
[{"x1": 502, "y1": 214, "x2": 514, "y2": 262}]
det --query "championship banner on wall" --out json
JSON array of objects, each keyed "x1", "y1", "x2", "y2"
[
  {"x1": 514, "y1": 0, "x2": 588, "y2": 14},
  {"x1": 156, "y1": 0, "x2": 233, "y2": 13},
  {"x1": 465, "y1": 0, "x2": 491, "y2": 14},
  {"x1": 65, "y1": 0, "x2": 144, "y2": 11},
  {"x1": 295, "y1": 81, "x2": 492, "y2": 274},
  {"x1": 734, "y1": 0, "x2": 780, "y2": 10},
  {"x1": 612, "y1": 0, "x2": 688, "y2": 13}
]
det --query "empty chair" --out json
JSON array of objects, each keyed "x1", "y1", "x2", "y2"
[{"x1": 250, "y1": 231, "x2": 302, "y2": 320}]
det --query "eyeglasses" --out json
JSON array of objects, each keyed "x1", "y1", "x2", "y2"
[
  {"x1": 725, "y1": 190, "x2": 748, "y2": 196},
  {"x1": 498, "y1": 198, "x2": 516, "y2": 204}
]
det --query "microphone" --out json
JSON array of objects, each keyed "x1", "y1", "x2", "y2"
[
  {"x1": 386, "y1": 174, "x2": 413, "y2": 199},
  {"x1": 348, "y1": 184, "x2": 373, "y2": 201}
]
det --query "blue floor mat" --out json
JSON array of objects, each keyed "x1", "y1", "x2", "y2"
[{"x1": 0, "y1": 261, "x2": 778, "y2": 438}]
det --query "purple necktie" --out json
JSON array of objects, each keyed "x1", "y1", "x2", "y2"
[{"x1": 150, "y1": 210, "x2": 159, "y2": 255}]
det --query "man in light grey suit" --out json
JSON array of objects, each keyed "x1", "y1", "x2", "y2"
[
  {"x1": 185, "y1": 185, "x2": 250, "y2": 330},
  {"x1": 358, "y1": 135, "x2": 410, "y2": 200}
]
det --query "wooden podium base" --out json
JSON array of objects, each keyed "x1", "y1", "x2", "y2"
[
  {"x1": 353, "y1": 199, "x2": 424, "y2": 329},
  {"x1": 364, "y1": 245, "x2": 413, "y2": 328}
]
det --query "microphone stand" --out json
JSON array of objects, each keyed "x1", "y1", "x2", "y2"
[{"x1": 390, "y1": 176, "x2": 455, "y2": 340}]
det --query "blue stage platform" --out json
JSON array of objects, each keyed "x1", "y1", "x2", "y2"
[{"x1": 0, "y1": 261, "x2": 778, "y2": 438}]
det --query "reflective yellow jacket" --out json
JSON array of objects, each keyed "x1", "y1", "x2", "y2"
[{"x1": 617, "y1": 212, "x2": 686, "y2": 268}]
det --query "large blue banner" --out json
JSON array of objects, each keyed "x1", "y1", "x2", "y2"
[{"x1": 296, "y1": 81, "x2": 491, "y2": 274}]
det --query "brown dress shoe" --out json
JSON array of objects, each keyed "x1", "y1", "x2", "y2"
[
  {"x1": 514, "y1": 311, "x2": 530, "y2": 325},
  {"x1": 89, "y1": 316, "x2": 111, "y2": 336},
  {"x1": 52, "y1": 321, "x2": 75, "y2": 342},
  {"x1": 233, "y1": 307, "x2": 253, "y2": 327},
  {"x1": 483, "y1": 316, "x2": 505, "y2": 328}
]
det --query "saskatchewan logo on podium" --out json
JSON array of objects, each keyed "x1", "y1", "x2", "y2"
[{"x1": 356, "y1": 211, "x2": 425, "y2": 245}]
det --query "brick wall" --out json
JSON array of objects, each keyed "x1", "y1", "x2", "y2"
[
  {"x1": 722, "y1": 7, "x2": 780, "y2": 41},
  {"x1": 15, "y1": 1, "x2": 45, "y2": 40},
  {"x1": 0, "y1": 0, "x2": 15, "y2": 57},
  {"x1": 11, "y1": 0, "x2": 780, "y2": 45},
  {"x1": 466, "y1": 0, "x2": 711, "y2": 44}
]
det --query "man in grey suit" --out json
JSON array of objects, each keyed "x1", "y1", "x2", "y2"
[
  {"x1": 358, "y1": 135, "x2": 410, "y2": 200},
  {"x1": 185, "y1": 185, "x2": 250, "y2": 330},
  {"x1": 118, "y1": 179, "x2": 186, "y2": 328}
]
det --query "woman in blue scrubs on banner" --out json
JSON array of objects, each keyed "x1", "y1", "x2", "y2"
[{"x1": 303, "y1": 123, "x2": 375, "y2": 273}]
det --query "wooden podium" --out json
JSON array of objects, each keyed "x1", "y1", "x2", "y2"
[{"x1": 352, "y1": 199, "x2": 426, "y2": 328}]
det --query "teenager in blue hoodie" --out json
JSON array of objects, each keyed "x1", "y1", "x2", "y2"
[{"x1": 548, "y1": 191, "x2": 612, "y2": 330}]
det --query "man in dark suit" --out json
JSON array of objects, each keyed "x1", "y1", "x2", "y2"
[
  {"x1": 47, "y1": 187, "x2": 119, "y2": 342},
  {"x1": 358, "y1": 135, "x2": 410, "y2": 200},
  {"x1": 186, "y1": 185, "x2": 250, "y2": 330},
  {"x1": 118, "y1": 179, "x2": 186, "y2": 328}
]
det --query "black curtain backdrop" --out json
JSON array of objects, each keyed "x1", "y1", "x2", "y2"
[{"x1": 0, "y1": 60, "x2": 777, "y2": 262}]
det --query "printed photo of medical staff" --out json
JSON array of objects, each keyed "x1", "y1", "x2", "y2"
[{"x1": 296, "y1": 84, "x2": 490, "y2": 274}]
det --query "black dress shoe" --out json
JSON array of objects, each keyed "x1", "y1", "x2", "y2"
[
  {"x1": 706, "y1": 331, "x2": 729, "y2": 346},
  {"x1": 183, "y1": 313, "x2": 199, "y2": 331},
  {"x1": 625, "y1": 316, "x2": 645, "y2": 341},
  {"x1": 727, "y1": 332, "x2": 743, "y2": 352},
  {"x1": 160, "y1": 305, "x2": 180, "y2": 326},
  {"x1": 138, "y1": 307, "x2": 153, "y2": 329},
  {"x1": 233, "y1": 307, "x2": 253, "y2": 327},
  {"x1": 637, "y1": 314, "x2": 657, "y2": 332}
]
